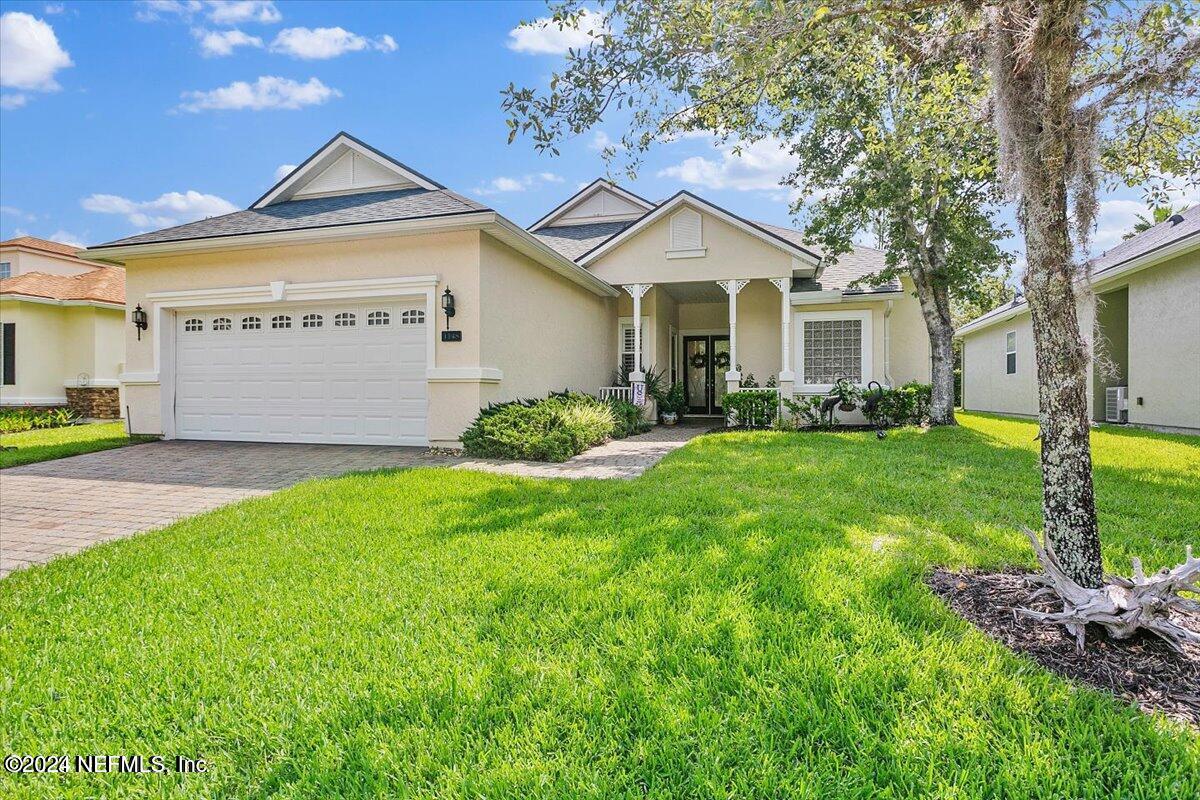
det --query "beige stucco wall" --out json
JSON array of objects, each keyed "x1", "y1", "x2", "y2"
[
  {"x1": 1126, "y1": 253, "x2": 1199, "y2": 431},
  {"x1": 961, "y1": 311, "x2": 1038, "y2": 417},
  {"x1": 479, "y1": 232, "x2": 615, "y2": 403},
  {"x1": 0, "y1": 299, "x2": 123, "y2": 406},
  {"x1": 0, "y1": 247, "x2": 96, "y2": 278},
  {"x1": 587, "y1": 203, "x2": 799, "y2": 286}
]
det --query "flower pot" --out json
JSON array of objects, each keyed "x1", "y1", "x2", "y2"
[
  {"x1": 661, "y1": 411, "x2": 678, "y2": 426},
  {"x1": 839, "y1": 402, "x2": 857, "y2": 412}
]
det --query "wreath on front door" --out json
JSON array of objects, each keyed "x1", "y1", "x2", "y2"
[
  {"x1": 689, "y1": 352, "x2": 707, "y2": 368},
  {"x1": 714, "y1": 351, "x2": 731, "y2": 370}
]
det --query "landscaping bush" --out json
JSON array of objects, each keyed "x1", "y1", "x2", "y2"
[
  {"x1": 461, "y1": 392, "x2": 618, "y2": 462},
  {"x1": 607, "y1": 398, "x2": 648, "y2": 438},
  {"x1": 870, "y1": 381, "x2": 932, "y2": 427},
  {"x1": 724, "y1": 389, "x2": 779, "y2": 429},
  {"x1": 0, "y1": 407, "x2": 79, "y2": 435}
]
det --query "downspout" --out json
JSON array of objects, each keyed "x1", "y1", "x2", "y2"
[{"x1": 883, "y1": 299, "x2": 894, "y2": 387}]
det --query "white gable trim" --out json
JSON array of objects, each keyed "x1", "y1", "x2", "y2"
[
  {"x1": 578, "y1": 192, "x2": 822, "y2": 267},
  {"x1": 253, "y1": 133, "x2": 441, "y2": 209},
  {"x1": 530, "y1": 179, "x2": 655, "y2": 231}
]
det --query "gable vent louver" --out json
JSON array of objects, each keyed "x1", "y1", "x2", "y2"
[{"x1": 670, "y1": 208, "x2": 703, "y2": 251}]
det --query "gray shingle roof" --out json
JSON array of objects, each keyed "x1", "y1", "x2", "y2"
[
  {"x1": 754, "y1": 223, "x2": 898, "y2": 293},
  {"x1": 533, "y1": 220, "x2": 637, "y2": 260},
  {"x1": 91, "y1": 188, "x2": 490, "y2": 249},
  {"x1": 960, "y1": 203, "x2": 1200, "y2": 334}
]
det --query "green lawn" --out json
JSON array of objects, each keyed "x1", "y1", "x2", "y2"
[
  {"x1": 1, "y1": 413, "x2": 1197, "y2": 798},
  {"x1": 0, "y1": 422, "x2": 157, "y2": 469}
]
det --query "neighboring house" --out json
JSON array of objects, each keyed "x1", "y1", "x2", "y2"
[
  {"x1": 957, "y1": 204, "x2": 1199, "y2": 434},
  {"x1": 0, "y1": 237, "x2": 126, "y2": 418},
  {"x1": 82, "y1": 132, "x2": 929, "y2": 447}
]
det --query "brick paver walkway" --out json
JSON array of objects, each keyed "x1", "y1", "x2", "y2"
[
  {"x1": 0, "y1": 441, "x2": 451, "y2": 578},
  {"x1": 454, "y1": 421, "x2": 710, "y2": 480},
  {"x1": 0, "y1": 424, "x2": 710, "y2": 578}
]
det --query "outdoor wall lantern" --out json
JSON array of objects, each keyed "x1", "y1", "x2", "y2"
[
  {"x1": 441, "y1": 287, "x2": 456, "y2": 326},
  {"x1": 131, "y1": 304, "x2": 148, "y2": 341}
]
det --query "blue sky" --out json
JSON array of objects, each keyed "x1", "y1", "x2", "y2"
[{"x1": 0, "y1": 0, "x2": 1193, "y2": 269}]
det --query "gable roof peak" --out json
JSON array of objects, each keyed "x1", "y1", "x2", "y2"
[
  {"x1": 252, "y1": 132, "x2": 444, "y2": 210},
  {"x1": 530, "y1": 178, "x2": 656, "y2": 231}
]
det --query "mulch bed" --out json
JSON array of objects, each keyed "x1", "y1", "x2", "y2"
[{"x1": 928, "y1": 567, "x2": 1200, "y2": 728}]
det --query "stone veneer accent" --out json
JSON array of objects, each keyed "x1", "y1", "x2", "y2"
[{"x1": 65, "y1": 387, "x2": 121, "y2": 419}]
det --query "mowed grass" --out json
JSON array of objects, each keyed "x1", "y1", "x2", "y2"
[
  {"x1": 1, "y1": 413, "x2": 1197, "y2": 798},
  {"x1": 0, "y1": 422, "x2": 157, "y2": 469}
]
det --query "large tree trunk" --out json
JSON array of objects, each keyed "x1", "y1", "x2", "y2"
[
  {"x1": 912, "y1": 270, "x2": 957, "y2": 425},
  {"x1": 987, "y1": 0, "x2": 1103, "y2": 588}
]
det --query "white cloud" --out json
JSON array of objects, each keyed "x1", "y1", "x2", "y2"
[
  {"x1": 82, "y1": 190, "x2": 238, "y2": 229},
  {"x1": 135, "y1": 1, "x2": 279, "y2": 24},
  {"x1": 657, "y1": 137, "x2": 795, "y2": 192},
  {"x1": 46, "y1": 229, "x2": 86, "y2": 248},
  {"x1": 205, "y1": 1, "x2": 280, "y2": 24},
  {"x1": 507, "y1": 9, "x2": 606, "y2": 55},
  {"x1": 176, "y1": 76, "x2": 340, "y2": 112},
  {"x1": 589, "y1": 131, "x2": 612, "y2": 152},
  {"x1": 269, "y1": 27, "x2": 397, "y2": 59},
  {"x1": 274, "y1": 163, "x2": 296, "y2": 181},
  {"x1": 1, "y1": 92, "x2": 28, "y2": 110},
  {"x1": 43, "y1": 4, "x2": 66, "y2": 14},
  {"x1": 473, "y1": 172, "x2": 565, "y2": 196},
  {"x1": 0, "y1": 12, "x2": 72, "y2": 100},
  {"x1": 193, "y1": 28, "x2": 262, "y2": 57},
  {"x1": 0, "y1": 205, "x2": 37, "y2": 221}
]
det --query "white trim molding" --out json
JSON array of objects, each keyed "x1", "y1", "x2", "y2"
[
  {"x1": 63, "y1": 378, "x2": 120, "y2": 389},
  {"x1": 426, "y1": 367, "x2": 503, "y2": 383},
  {"x1": 0, "y1": 395, "x2": 70, "y2": 406},
  {"x1": 793, "y1": 308, "x2": 874, "y2": 392},
  {"x1": 0, "y1": 293, "x2": 124, "y2": 311},
  {"x1": 118, "y1": 372, "x2": 160, "y2": 386},
  {"x1": 665, "y1": 248, "x2": 707, "y2": 259}
]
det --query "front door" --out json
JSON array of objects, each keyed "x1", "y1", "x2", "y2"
[{"x1": 683, "y1": 335, "x2": 731, "y2": 415}]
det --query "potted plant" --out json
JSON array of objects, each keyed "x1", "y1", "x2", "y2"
[{"x1": 657, "y1": 382, "x2": 686, "y2": 425}]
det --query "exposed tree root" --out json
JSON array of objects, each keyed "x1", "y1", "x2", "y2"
[{"x1": 1012, "y1": 527, "x2": 1200, "y2": 653}]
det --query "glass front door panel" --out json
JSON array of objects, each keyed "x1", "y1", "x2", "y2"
[
  {"x1": 684, "y1": 337, "x2": 709, "y2": 414},
  {"x1": 712, "y1": 337, "x2": 731, "y2": 412}
]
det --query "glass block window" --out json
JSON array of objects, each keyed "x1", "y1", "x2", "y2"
[
  {"x1": 400, "y1": 309, "x2": 425, "y2": 325},
  {"x1": 803, "y1": 318, "x2": 863, "y2": 384},
  {"x1": 271, "y1": 315, "x2": 292, "y2": 329},
  {"x1": 301, "y1": 313, "x2": 323, "y2": 329},
  {"x1": 1006, "y1": 331, "x2": 1017, "y2": 374},
  {"x1": 242, "y1": 316, "x2": 262, "y2": 330},
  {"x1": 367, "y1": 310, "x2": 390, "y2": 327},
  {"x1": 334, "y1": 312, "x2": 356, "y2": 327},
  {"x1": 212, "y1": 317, "x2": 232, "y2": 332},
  {"x1": 184, "y1": 318, "x2": 203, "y2": 333}
]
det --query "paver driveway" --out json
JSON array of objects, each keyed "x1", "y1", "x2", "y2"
[
  {"x1": 0, "y1": 441, "x2": 452, "y2": 578},
  {"x1": 0, "y1": 424, "x2": 711, "y2": 578}
]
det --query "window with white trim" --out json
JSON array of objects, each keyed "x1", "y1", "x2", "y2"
[
  {"x1": 1005, "y1": 331, "x2": 1017, "y2": 374},
  {"x1": 0, "y1": 261, "x2": 10, "y2": 279},
  {"x1": 400, "y1": 309, "x2": 425, "y2": 325},
  {"x1": 334, "y1": 312, "x2": 356, "y2": 327},
  {"x1": 302, "y1": 313, "x2": 323, "y2": 329},
  {"x1": 242, "y1": 316, "x2": 262, "y2": 330},
  {"x1": 796, "y1": 310, "x2": 872, "y2": 388},
  {"x1": 183, "y1": 318, "x2": 203, "y2": 333},
  {"x1": 618, "y1": 317, "x2": 647, "y2": 374},
  {"x1": 367, "y1": 310, "x2": 390, "y2": 327},
  {"x1": 271, "y1": 315, "x2": 292, "y2": 330}
]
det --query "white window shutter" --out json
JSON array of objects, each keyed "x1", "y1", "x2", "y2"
[{"x1": 670, "y1": 208, "x2": 702, "y2": 250}]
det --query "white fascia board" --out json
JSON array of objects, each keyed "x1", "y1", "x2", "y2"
[
  {"x1": 486, "y1": 216, "x2": 620, "y2": 297},
  {"x1": 530, "y1": 179, "x2": 655, "y2": 232},
  {"x1": 254, "y1": 134, "x2": 440, "y2": 208},
  {"x1": 0, "y1": 293, "x2": 124, "y2": 311},
  {"x1": 955, "y1": 303, "x2": 1031, "y2": 338},
  {"x1": 579, "y1": 192, "x2": 821, "y2": 267},
  {"x1": 81, "y1": 212, "x2": 497, "y2": 264}
]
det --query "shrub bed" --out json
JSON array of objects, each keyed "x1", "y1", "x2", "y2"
[
  {"x1": 462, "y1": 392, "x2": 631, "y2": 462},
  {"x1": 0, "y1": 407, "x2": 79, "y2": 435}
]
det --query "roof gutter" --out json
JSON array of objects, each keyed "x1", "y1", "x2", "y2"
[
  {"x1": 0, "y1": 292, "x2": 124, "y2": 310},
  {"x1": 955, "y1": 231, "x2": 1199, "y2": 339}
]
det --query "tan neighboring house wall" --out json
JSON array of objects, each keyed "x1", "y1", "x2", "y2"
[{"x1": 1125, "y1": 253, "x2": 1199, "y2": 430}]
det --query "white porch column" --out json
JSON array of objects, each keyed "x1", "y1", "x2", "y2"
[
  {"x1": 717, "y1": 279, "x2": 749, "y2": 394},
  {"x1": 770, "y1": 277, "x2": 796, "y2": 401},
  {"x1": 622, "y1": 283, "x2": 652, "y2": 404}
]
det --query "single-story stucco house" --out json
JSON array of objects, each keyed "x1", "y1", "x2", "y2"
[
  {"x1": 82, "y1": 132, "x2": 930, "y2": 447},
  {"x1": 957, "y1": 204, "x2": 1199, "y2": 434},
  {"x1": 0, "y1": 236, "x2": 126, "y2": 418}
]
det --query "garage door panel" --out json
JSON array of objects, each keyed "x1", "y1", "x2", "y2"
[{"x1": 175, "y1": 301, "x2": 428, "y2": 445}]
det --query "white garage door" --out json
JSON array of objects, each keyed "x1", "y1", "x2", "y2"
[{"x1": 174, "y1": 301, "x2": 427, "y2": 445}]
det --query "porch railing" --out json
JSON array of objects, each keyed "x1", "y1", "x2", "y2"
[{"x1": 599, "y1": 386, "x2": 633, "y2": 403}]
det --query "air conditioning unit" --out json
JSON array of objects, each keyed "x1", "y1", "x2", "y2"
[{"x1": 1105, "y1": 386, "x2": 1128, "y2": 423}]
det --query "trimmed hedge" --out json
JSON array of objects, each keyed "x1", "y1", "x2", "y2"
[{"x1": 461, "y1": 392, "x2": 622, "y2": 462}]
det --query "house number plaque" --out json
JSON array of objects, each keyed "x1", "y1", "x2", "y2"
[{"x1": 441, "y1": 331, "x2": 462, "y2": 342}]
